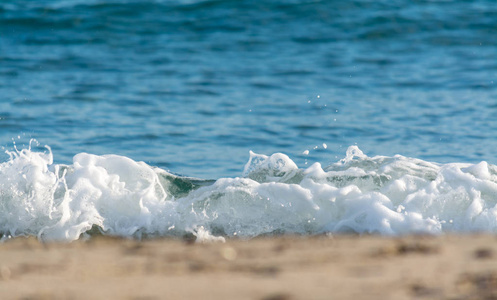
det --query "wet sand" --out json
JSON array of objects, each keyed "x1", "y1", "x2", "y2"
[{"x1": 0, "y1": 234, "x2": 496, "y2": 299}]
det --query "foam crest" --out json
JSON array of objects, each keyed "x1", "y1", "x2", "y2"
[
  {"x1": 242, "y1": 151, "x2": 300, "y2": 183},
  {"x1": 0, "y1": 145, "x2": 60, "y2": 239},
  {"x1": 1, "y1": 142, "x2": 497, "y2": 242}
]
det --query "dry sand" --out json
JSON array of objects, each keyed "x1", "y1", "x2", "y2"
[{"x1": 0, "y1": 234, "x2": 496, "y2": 299}]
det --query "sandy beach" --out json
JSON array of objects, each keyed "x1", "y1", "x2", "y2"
[{"x1": 0, "y1": 234, "x2": 496, "y2": 299}]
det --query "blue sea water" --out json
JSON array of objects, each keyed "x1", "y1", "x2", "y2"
[{"x1": 0, "y1": 0, "x2": 496, "y2": 241}]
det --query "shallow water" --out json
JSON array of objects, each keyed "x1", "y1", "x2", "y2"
[{"x1": 0, "y1": 0, "x2": 496, "y2": 241}]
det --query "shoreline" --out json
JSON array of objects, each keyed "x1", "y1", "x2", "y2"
[{"x1": 0, "y1": 234, "x2": 496, "y2": 299}]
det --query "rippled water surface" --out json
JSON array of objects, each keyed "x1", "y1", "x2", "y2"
[{"x1": 1, "y1": 0, "x2": 496, "y2": 178}]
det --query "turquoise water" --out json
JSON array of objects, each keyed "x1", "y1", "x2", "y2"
[
  {"x1": 0, "y1": 0, "x2": 496, "y2": 241},
  {"x1": 1, "y1": 0, "x2": 496, "y2": 179}
]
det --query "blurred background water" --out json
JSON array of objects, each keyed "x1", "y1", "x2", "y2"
[{"x1": 1, "y1": 0, "x2": 496, "y2": 178}]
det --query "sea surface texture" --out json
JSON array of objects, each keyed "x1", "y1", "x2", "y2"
[{"x1": 0, "y1": 0, "x2": 496, "y2": 241}]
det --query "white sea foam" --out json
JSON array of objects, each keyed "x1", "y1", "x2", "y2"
[{"x1": 1, "y1": 141, "x2": 497, "y2": 242}]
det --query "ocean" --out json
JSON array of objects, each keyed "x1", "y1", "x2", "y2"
[{"x1": 0, "y1": 0, "x2": 496, "y2": 241}]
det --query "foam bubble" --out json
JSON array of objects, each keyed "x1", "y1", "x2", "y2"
[{"x1": 1, "y1": 141, "x2": 497, "y2": 242}]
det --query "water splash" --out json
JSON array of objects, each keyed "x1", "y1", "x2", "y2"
[{"x1": 1, "y1": 140, "x2": 497, "y2": 242}]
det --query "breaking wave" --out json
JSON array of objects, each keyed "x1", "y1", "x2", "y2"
[{"x1": 1, "y1": 140, "x2": 497, "y2": 242}]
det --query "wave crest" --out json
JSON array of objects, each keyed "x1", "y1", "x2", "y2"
[{"x1": 1, "y1": 142, "x2": 497, "y2": 242}]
